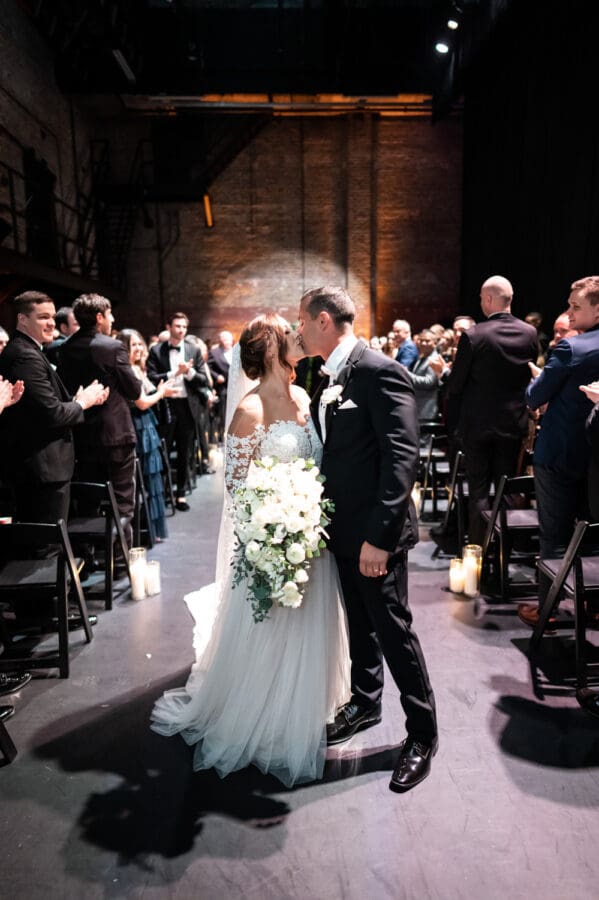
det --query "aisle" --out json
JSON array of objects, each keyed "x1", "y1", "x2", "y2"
[{"x1": 1, "y1": 473, "x2": 598, "y2": 900}]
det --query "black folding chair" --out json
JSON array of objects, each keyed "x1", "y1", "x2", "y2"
[
  {"x1": 0, "y1": 520, "x2": 92, "y2": 678},
  {"x1": 480, "y1": 474, "x2": 538, "y2": 600},
  {"x1": 529, "y1": 521, "x2": 599, "y2": 701},
  {"x1": 68, "y1": 481, "x2": 132, "y2": 610},
  {"x1": 0, "y1": 710, "x2": 17, "y2": 764},
  {"x1": 133, "y1": 458, "x2": 156, "y2": 548}
]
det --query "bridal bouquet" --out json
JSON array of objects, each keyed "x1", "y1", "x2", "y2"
[{"x1": 231, "y1": 457, "x2": 334, "y2": 623}]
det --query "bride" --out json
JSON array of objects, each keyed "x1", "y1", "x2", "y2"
[{"x1": 151, "y1": 313, "x2": 350, "y2": 787}]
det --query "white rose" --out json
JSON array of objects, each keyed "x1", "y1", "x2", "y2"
[
  {"x1": 286, "y1": 542, "x2": 306, "y2": 565},
  {"x1": 245, "y1": 540, "x2": 262, "y2": 563},
  {"x1": 284, "y1": 513, "x2": 304, "y2": 534},
  {"x1": 294, "y1": 568, "x2": 309, "y2": 584},
  {"x1": 279, "y1": 581, "x2": 302, "y2": 608}
]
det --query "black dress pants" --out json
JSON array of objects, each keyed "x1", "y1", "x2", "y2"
[
  {"x1": 335, "y1": 549, "x2": 437, "y2": 744},
  {"x1": 463, "y1": 434, "x2": 522, "y2": 545},
  {"x1": 166, "y1": 398, "x2": 195, "y2": 496},
  {"x1": 76, "y1": 444, "x2": 136, "y2": 524}
]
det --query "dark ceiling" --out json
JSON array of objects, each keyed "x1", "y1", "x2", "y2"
[{"x1": 21, "y1": 0, "x2": 483, "y2": 99}]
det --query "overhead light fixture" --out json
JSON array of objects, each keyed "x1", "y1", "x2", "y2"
[
  {"x1": 447, "y1": 19, "x2": 459, "y2": 29},
  {"x1": 435, "y1": 42, "x2": 450, "y2": 54},
  {"x1": 203, "y1": 193, "x2": 214, "y2": 229},
  {"x1": 112, "y1": 49, "x2": 136, "y2": 84}
]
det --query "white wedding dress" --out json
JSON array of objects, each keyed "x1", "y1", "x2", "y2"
[{"x1": 151, "y1": 417, "x2": 350, "y2": 787}]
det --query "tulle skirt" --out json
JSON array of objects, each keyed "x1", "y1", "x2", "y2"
[{"x1": 150, "y1": 550, "x2": 351, "y2": 787}]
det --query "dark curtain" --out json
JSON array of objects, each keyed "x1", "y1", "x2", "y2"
[{"x1": 460, "y1": 0, "x2": 599, "y2": 323}]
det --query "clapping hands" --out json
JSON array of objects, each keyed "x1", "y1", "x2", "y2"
[
  {"x1": 580, "y1": 381, "x2": 599, "y2": 404},
  {"x1": 0, "y1": 376, "x2": 24, "y2": 414},
  {"x1": 75, "y1": 379, "x2": 110, "y2": 410}
]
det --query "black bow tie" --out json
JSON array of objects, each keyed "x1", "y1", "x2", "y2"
[{"x1": 169, "y1": 344, "x2": 181, "y2": 352}]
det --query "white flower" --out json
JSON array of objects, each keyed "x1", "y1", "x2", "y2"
[
  {"x1": 284, "y1": 513, "x2": 304, "y2": 534},
  {"x1": 286, "y1": 543, "x2": 306, "y2": 565},
  {"x1": 279, "y1": 581, "x2": 302, "y2": 608},
  {"x1": 245, "y1": 540, "x2": 262, "y2": 563},
  {"x1": 321, "y1": 383, "x2": 343, "y2": 405},
  {"x1": 294, "y1": 568, "x2": 309, "y2": 584}
]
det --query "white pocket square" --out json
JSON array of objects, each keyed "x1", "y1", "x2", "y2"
[{"x1": 338, "y1": 398, "x2": 358, "y2": 410}]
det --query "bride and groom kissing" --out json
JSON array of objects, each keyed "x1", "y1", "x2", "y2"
[{"x1": 151, "y1": 285, "x2": 438, "y2": 794}]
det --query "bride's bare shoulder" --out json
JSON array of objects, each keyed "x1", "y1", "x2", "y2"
[
  {"x1": 228, "y1": 391, "x2": 264, "y2": 438},
  {"x1": 291, "y1": 384, "x2": 311, "y2": 415}
]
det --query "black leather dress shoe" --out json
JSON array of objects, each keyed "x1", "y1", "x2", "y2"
[
  {"x1": 326, "y1": 701, "x2": 382, "y2": 745},
  {"x1": 0, "y1": 671, "x2": 32, "y2": 697},
  {"x1": 389, "y1": 737, "x2": 438, "y2": 793},
  {"x1": 175, "y1": 500, "x2": 190, "y2": 512},
  {"x1": 0, "y1": 705, "x2": 15, "y2": 723}
]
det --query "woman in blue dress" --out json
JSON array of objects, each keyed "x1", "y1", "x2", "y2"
[{"x1": 118, "y1": 329, "x2": 176, "y2": 541}]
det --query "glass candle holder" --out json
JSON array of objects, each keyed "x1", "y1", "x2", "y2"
[
  {"x1": 145, "y1": 560, "x2": 161, "y2": 597},
  {"x1": 462, "y1": 544, "x2": 482, "y2": 598},
  {"x1": 128, "y1": 546, "x2": 147, "y2": 601},
  {"x1": 449, "y1": 558, "x2": 465, "y2": 593}
]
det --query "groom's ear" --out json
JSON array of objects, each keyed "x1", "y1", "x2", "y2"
[{"x1": 319, "y1": 311, "x2": 332, "y2": 331}]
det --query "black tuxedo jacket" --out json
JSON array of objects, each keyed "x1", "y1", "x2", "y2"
[
  {"x1": 146, "y1": 338, "x2": 209, "y2": 421},
  {"x1": 207, "y1": 345, "x2": 230, "y2": 396},
  {"x1": 311, "y1": 339, "x2": 419, "y2": 559},
  {"x1": 446, "y1": 312, "x2": 538, "y2": 441},
  {"x1": 0, "y1": 330, "x2": 84, "y2": 482},
  {"x1": 58, "y1": 329, "x2": 140, "y2": 449}
]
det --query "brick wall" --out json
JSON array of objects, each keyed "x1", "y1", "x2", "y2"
[{"x1": 124, "y1": 115, "x2": 462, "y2": 343}]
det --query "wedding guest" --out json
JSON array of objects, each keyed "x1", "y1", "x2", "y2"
[
  {"x1": 58, "y1": 294, "x2": 141, "y2": 534},
  {"x1": 540, "y1": 311, "x2": 580, "y2": 365},
  {"x1": 185, "y1": 335, "x2": 216, "y2": 475},
  {"x1": 392, "y1": 319, "x2": 418, "y2": 368},
  {"x1": 445, "y1": 276, "x2": 537, "y2": 544},
  {"x1": 0, "y1": 291, "x2": 107, "y2": 526},
  {"x1": 519, "y1": 276, "x2": 599, "y2": 628},
  {"x1": 146, "y1": 313, "x2": 210, "y2": 510},
  {"x1": 118, "y1": 329, "x2": 177, "y2": 541},
  {"x1": 208, "y1": 330, "x2": 233, "y2": 442},
  {"x1": 0, "y1": 327, "x2": 8, "y2": 354},
  {"x1": 44, "y1": 306, "x2": 79, "y2": 366},
  {"x1": 405, "y1": 330, "x2": 441, "y2": 422}
]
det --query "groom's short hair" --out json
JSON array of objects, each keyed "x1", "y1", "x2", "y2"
[{"x1": 301, "y1": 286, "x2": 355, "y2": 328}]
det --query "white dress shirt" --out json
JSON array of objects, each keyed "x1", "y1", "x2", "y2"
[{"x1": 318, "y1": 334, "x2": 359, "y2": 442}]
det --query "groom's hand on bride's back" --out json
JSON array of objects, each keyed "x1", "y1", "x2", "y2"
[{"x1": 359, "y1": 541, "x2": 390, "y2": 578}]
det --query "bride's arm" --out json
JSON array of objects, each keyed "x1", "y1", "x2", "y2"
[{"x1": 224, "y1": 397, "x2": 263, "y2": 494}]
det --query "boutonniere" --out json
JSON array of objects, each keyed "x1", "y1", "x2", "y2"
[{"x1": 321, "y1": 383, "x2": 344, "y2": 406}]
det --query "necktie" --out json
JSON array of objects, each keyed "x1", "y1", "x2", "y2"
[{"x1": 170, "y1": 344, "x2": 181, "y2": 352}]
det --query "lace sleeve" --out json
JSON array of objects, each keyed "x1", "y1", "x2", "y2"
[{"x1": 225, "y1": 428, "x2": 262, "y2": 494}]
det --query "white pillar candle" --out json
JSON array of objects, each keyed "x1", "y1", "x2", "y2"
[
  {"x1": 128, "y1": 547, "x2": 147, "y2": 601},
  {"x1": 145, "y1": 561, "x2": 161, "y2": 596},
  {"x1": 130, "y1": 559, "x2": 147, "y2": 600},
  {"x1": 463, "y1": 556, "x2": 479, "y2": 597},
  {"x1": 449, "y1": 558, "x2": 465, "y2": 593}
]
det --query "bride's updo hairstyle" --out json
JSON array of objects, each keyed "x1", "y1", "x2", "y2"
[{"x1": 239, "y1": 313, "x2": 295, "y2": 382}]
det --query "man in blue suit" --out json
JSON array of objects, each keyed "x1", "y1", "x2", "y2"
[{"x1": 519, "y1": 276, "x2": 599, "y2": 627}]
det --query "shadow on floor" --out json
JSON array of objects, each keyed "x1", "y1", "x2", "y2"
[
  {"x1": 492, "y1": 694, "x2": 599, "y2": 773},
  {"x1": 30, "y1": 674, "x2": 396, "y2": 879}
]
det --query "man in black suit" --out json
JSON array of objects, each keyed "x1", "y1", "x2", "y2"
[
  {"x1": 146, "y1": 312, "x2": 210, "y2": 511},
  {"x1": 445, "y1": 276, "x2": 538, "y2": 545},
  {"x1": 44, "y1": 306, "x2": 79, "y2": 367},
  {"x1": 58, "y1": 294, "x2": 141, "y2": 529},
  {"x1": 0, "y1": 291, "x2": 107, "y2": 525},
  {"x1": 208, "y1": 330, "x2": 233, "y2": 442},
  {"x1": 298, "y1": 286, "x2": 437, "y2": 794}
]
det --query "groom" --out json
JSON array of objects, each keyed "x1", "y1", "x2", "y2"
[{"x1": 298, "y1": 286, "x2": 438, "y2": 793}]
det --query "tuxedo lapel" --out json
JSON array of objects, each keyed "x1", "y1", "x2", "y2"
[
  {"x1": 324, "y1": 339, "x2": 367, "y2": 445},
  {"x1": 310, "y1": 376, "x2": 325, "y2": 442}
]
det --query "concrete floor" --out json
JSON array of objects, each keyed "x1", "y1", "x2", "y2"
[{"x1": 1, "y1": 472, "x2": 599, "y2": 900}]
